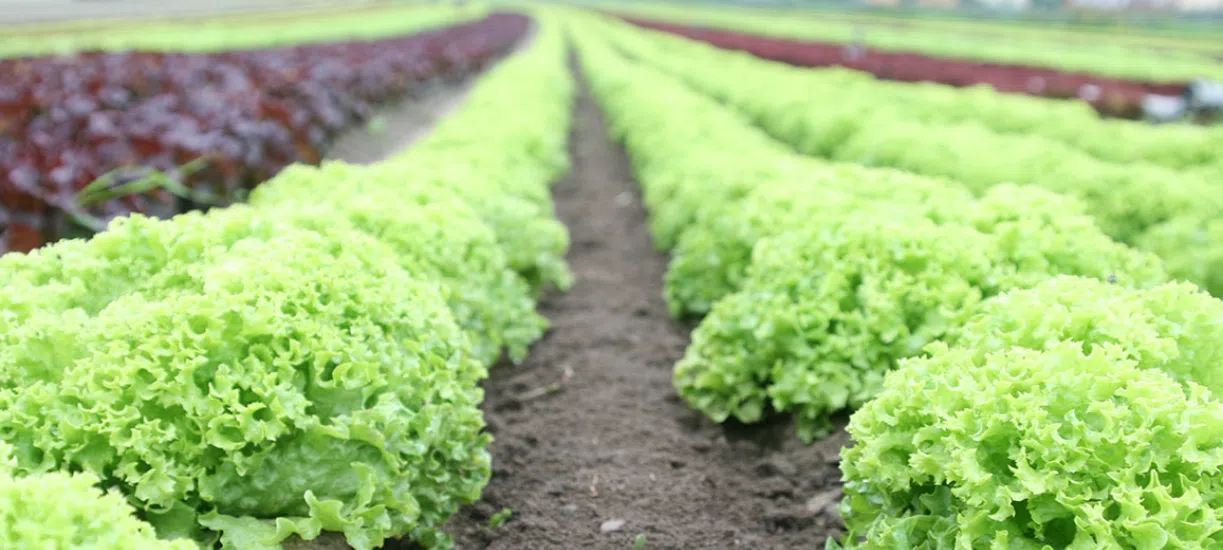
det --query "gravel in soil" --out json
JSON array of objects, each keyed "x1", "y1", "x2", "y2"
[{"x1": 438, "y1": 63, "x2": 848, "y2": 550}]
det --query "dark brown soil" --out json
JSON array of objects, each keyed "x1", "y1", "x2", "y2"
[{"x1": 440, "y1": 66, "x2": 848, "y2": 550}]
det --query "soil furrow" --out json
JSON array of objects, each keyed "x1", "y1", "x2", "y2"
[{"x1": 442, "y1": 61, "x2": 846, "y2": 550}]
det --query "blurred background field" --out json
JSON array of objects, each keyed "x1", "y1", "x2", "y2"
[{"x1": 2, "y1": 2, "x2": 1223, "y2": 549}]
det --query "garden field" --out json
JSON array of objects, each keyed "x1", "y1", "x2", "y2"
[{"x1": 3, "y1": 3, "x2": 1223, "y2": 550}]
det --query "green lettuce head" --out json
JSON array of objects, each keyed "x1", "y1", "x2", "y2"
[
  {"x1": 840, "y1": 278, "x2": 1223, "y2": 548},
  {"x1": 0, "y1": 227, "x2": 489, "y2": 549},
  {"x1": 0, "y1": 442, "x2": 196, "y2": 549},
  {"x1": 840, "y1": 343, "x2": 1223, "y2": 549}
]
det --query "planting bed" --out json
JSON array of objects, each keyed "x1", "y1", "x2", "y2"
[
  {"x1": 0, "y1": 15, "x2": 575, "y2": 548},
  {"x1": 620, "y1": 16, "x2": 1186, "y2": 118},
  {"x1": 443, "y1": 67, "x2": 845, "y2": 550},
  {"x1": 0, "y1": 12, "x2": 527, "y2": 253},
  {"x1": 5, "y1": 7, "x2": 1223, "y2": 550}
]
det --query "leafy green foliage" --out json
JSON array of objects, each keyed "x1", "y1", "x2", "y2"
[
  {"x1": 1, "y1": 5, "x2": 482, "y2": 58},
  {"x1": 376, "y1": 156, "x2": 573, "y2": 293},
  {"x1": 0, "y1": 443, "x2": 197, "y2": 550},
  {"x1": 383, "y1": 26, "x2": 575, "y2": 291},
  {"x1": 839, "y1": 342, "x2": 1223, "y2": 549},
  {"x1": 1136, "y1": 215, "x2": 1223, "y2": 298},
  {"x1": 575, "y1": 16, "x2": 1170, "y2": 444},
  {"x1": 837, "y1": 277, "x2": 1223, "y2": 548},
  {"x1": 674, "y1": 198, "x2": 1166, "y2": 440},
  {"x1": 599, "y1": 18, "x2": 1223, "y2": 293},
  {"x1": 487, "y1": 508, "x2": 513, "y2": 530},
  {"x1": 608, "y1": 14, "x2": 1223, "y2": 171},
  {"x1": 948, "y1": 275, "x2": 1223, "y2": 396},
  {"x1": 0, "y1": 14, "x2": 574, "y2": 550},
  {"x1": 251, "y1": 167, "x2": 547, "y2": 364},
  {"x1": 0, "y1": 227, "x2": 489, "y2": 549},
  {"x1": 578, "y1": 12, "x2": 1223, "y2": 548},
  {"x1": 829, "y1": 120, "x2": 1223, "y2": 243},
  {"x1": 676, "y1": 218, "x2": 1004, "y2": 441},
  {"x1": 664, "y1": 163, "x2": 971, "y2": 316},
  {"x1": 579, "y1": 30, "x2": 792, "y2": 253},
  {"x1": 585, "y1": 14, "x2": 1223, "y2": 548},
  {"x1": 616, "y1": 3, "x2": 1223, "y2": 86},
  {"x1": 960, "y1": 184, "x2": 1168, "y2": 288}
]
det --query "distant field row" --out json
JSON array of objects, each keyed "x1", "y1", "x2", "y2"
[
  {"x1": 0, "y1": 2, "x2": 484, "y2": 57},
  {"x1": 806, "y1": 9, "x2": 1223, "y2": 55},
  {"x1": 6, "y1": 6, "x2": 1223, "y2": 550},
  {"x1": 609, "y1": 2, "x2": 1223, "y2": 83}
]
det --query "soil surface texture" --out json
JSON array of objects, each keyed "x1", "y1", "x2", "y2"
[{"x1": 438, "y1": 66, "x2": 848, "y2": 550}]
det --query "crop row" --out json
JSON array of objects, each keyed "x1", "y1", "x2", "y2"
[
  {"x1": 807, "y1": 10, "x2": 1223, "y2": 57},
  {"x1": 571, "y1": 12, "x2": 1223, "y2": 548},
  {"x1": 596, "y1": 18, "x2": 1223, "y2": 299},
  {"x1": 618, "y1": 15, "x2": 1181, "y2": 119},
  {"x1": 0, "y1": 11, "x2": 527, "y2": 255},
  {"x1": 0, "y1": 4, "x2": 486, "y2": 58},
  {"x1": 610, "y1": 3, "x2": 1223, "y2": 84},
  {"x1": 0, "y1": 12, "x2": 572, "y2": 550},
  {"x1": 611, "y1": 16, "x2": 1223, "y2": 173},
  {"x1": 611, "y1": 14, "x2": 1223, "y2": 174}
]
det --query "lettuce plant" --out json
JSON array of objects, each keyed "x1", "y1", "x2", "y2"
[
  {"x1": 601, "y1": 18, "x2": 1223, "y2": 292},
  {"x1": 0, "y1": 443, "x2": 197, "y2": 550},
  {"x1": 675, "y1": 218, "x2": 1004, "y2": 441},
  {"x1": 663, "y1": 165, "x2": 971, "y2": 316},
  {"x1": 674, "y1": 199, "x2": 1165, "y2": 440},
  {"x1": 0, "y1": 15, "x2": 575, "y2": 550},
  {"x1": 252, "y1": 167, "x2": 547, "y2": 365},
  {"x1": 839, "y1": 343, "x2": 1223, "y2": 549},
  {"x1": 837, "y1": 277, "x2": 1223, "y2": 548},
  {"x1": 1136, "y1": 215, "x2": 1223, "y2": 298},
  {"x1": 0, "y1": 228, "x2": 489, "y2": 549},
  {"x1": 948, "y1": 275, "x2": 1223, "y2": 398}
]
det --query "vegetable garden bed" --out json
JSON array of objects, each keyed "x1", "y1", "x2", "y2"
[
  {"x1": 618, "y1": 15, "x2": 1186, "y2": 119},
  {"x1": 0, "y1": 12, "x2": 527, "y2": 253},
  {"x1": 443, "y1": 67, "x2": 847, "y2": 550},
  {"x1": 5, "y1": 6, "x2": 1223, "y2": 550}
]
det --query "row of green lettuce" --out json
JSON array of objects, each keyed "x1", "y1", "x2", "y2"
[
  {"x1": 0, "y1": 14, "x2": 571, "y2": 550},
  {"x1": 608, "y1": 3, "x2": 1223, "y2": 83},
  {"x1": 606, "y1": 15, "x2": 1223, "y2": 175},
  {"x1": 804, "y1": 9, "x2": 1223, "y2": 57},
  {"x1": 594, "y1": 17, "x2": 1223, "y2": 300},
  {"x1": 0, "y1": 4, "x2": 483, "y2": 58},
  {"x1": 569, "y1": 11, "x2": 1223, "y2": 549},
  {"x1": 612, "y1": 1, "x2": 1223, "y2": 56}
]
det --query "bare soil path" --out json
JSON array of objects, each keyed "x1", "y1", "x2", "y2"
[{"x1": 440, "y1": 63, "x2": 848, "y2": 550}]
